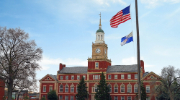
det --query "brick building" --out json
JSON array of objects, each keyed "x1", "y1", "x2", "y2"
[
  {"x1": 0, "y1": 77, "x2": 5, "y2": 100},
  {"x1": 39, "y1": 17, "x2": 160, "y2": 100}
]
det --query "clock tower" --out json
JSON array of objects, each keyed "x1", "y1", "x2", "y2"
[{"x1": 87, "y1": 13, "x2": 111, "y2": 72}]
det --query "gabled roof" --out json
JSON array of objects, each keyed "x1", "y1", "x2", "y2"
[
  {"x1": 58, "y1": 67, "x2": 88, "y2": 74},
  {"x1": 39, "y1": 74, "x2": 57, "y2": 81},
  {"x1": 143, "y1": 72, "x2": 149, "y2": 77},
  {"x1": 107, "y1": 64, "x2": 137, "y2": 73},
  {"x1": 141, "y1": 71, "x2": 161, "y2": 80}
]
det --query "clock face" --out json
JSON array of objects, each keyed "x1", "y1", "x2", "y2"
[{"x1": 96, "y1": 48, "x2": 101, "y2": 53}]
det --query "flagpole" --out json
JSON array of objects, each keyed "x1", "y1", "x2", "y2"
[{"x1": 135, "y1": 0, "x2": 141, "y2": 100}]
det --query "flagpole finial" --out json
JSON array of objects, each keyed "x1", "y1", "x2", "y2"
[{"x1": 99, "y1": 12, "x2": 102, "y2": 28}]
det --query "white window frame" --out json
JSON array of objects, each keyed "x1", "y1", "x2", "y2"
[
  {"x1": 128, "y1": 74, "x2": 131, "y2": 79},
  {"x1": 114, "y1": 96, "x2": 118, "y2": 100},
  {"x1": 43, "y1": 86, "x2": 46, "y2": 92},
  {"x1": 114, "y1": 84, "x2": 118, "y2": 93},
  {"x1": 66, "y1": 76, "x2": 69, "y2": 80},
  {"x1": 71, "y1": 86, "x2": 74, "y2": 93},
  {"x1": 121, "y1": 84, "x2": 125, "y2": 93},
  {"x1": 59, "y1": 85, "x2": 63, "y2": 92},
  {"x1": 59, "y1": 95, "x2": 63, "y2": 100},
  {"x1": 127, "y1": 96, "x2": 132, "y2": 100},
  {"x1": 70, "y1": 96, "x2": 74, "y2": 100},
  {"x1": 114, "y1": 75, "x2": 118, "y2": 79},
  {"x1": 134, "y1": 84, "x2": 138, "y2": 93},
  {"x1": 146, "y1": 97, "x2": 150, "y2": 100},
  {"x1": 76, "y1": 85, "x2": 78, "y2": 93},
  {"x1": 77, "y1": 75, "x2": 80, "y2": 80},
  {"x1": 65, "y1": 85, "x2": 69, "y2": 92},
  {"x1": 121, "y1": 75, "x2": 124, "y2": 79},
  {"x1": 95, "y1": 62, "x2": 99, "y2": 69},
  {"x1": 49, "y1": 86, "x2": 53, "y2": 92},
  {"x1": 71, "y1": 76, "x2": 74, "y2": 80},
  {"x1": 108, "y1": 75, "x2": 111, "y2": 79},
  {"x1": 135, "y1": 74, "x2": 138, "y2": 79},
  {"x1": 127, "y1": 84, "x2": 132, "y2": 93},
  {"x1": 146, "y1": 86, "x2": 150, "y2": 93},
  {"x1": 83, "y1": 75, "x2": 86, "y2": 80},
  {"x1": 121, "y1": 96, "x2": 125, "y2": 100},
  {"x1": 65, "y1": 96, "x2": 68, "y2": 100},
  {"x1": 60, "y1": 76, "x2": 63, "y2": 80}
]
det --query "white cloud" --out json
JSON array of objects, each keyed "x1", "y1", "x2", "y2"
[
  {"x1": 141, "y1": 0, "x2": 180, "y2": 8},
  {"x1": 121, "y1": 57, "x2": 154, "y2": 67},
  {"x1": 38, "y1": 56, "x2": 87, "y2": 70}
]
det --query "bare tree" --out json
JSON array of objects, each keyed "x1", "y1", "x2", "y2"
[
  {"x1": 0, "y1": 27, "x2": 42, "y2": 100},
  {"x1": 156, "y1": 66, "x2": 180, "y2": 100}
]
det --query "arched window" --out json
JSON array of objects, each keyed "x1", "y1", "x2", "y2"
[
  {"x1": 98, "y1": 35, "x2": 100, "y2": 40},
  {"x1": 101, "y1": 35, "x2": 103, "y2": 40},
  {"x1": 65, "y1": 84, "x2": 69, "y2": 92},
  {"x1": 134, "y1": 84, "x2": 138, "y2": 93},
  {"x1": 121, "y1": 84, "x2": 125, "y2": 93},
  {"x1": 114, "y1": 84, "x2": 118, "y2": 93},
  {"x1": 71, "y1": 85, "x2": 74, "y2": 93},
  {"x1": 108, "y1": 84, "x2": 111, "y2": 93},
  {"x1": 127, "y1": 84, "x2": 132, "y2": 93},
  {"x1": 59, "y1": 84, "x2": 63, "y2": 92}
]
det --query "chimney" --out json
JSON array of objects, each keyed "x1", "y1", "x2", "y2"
[
  {"x1": 63, "y1": 64, "x2": 66, "y2": 68},
  {"x1": 59, "y1": 63, "x2": 63, "y2": 70},
  {"x1": 140, "y1": 60, "x2": 145, "y2": 78}
]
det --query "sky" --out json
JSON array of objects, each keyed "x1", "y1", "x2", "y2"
[{"x1": 0, "y1": 0, "x2": 180, "y2": 91}]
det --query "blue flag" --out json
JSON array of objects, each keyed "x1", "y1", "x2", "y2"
[{"x1": 121, "y1": 32, "x2": 133, "y2": 46}]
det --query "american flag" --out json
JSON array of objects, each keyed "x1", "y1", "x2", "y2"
[{"x1": 110, "y1": 6, "x2": 131, "y2": 28}]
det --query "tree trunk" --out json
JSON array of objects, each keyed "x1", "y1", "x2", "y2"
[{"x1": 8, "y1": 78, "x2": 13, "y2": 100}]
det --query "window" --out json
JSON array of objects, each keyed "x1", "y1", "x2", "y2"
[
  {"x1": 108, "y1": 75, "x2": 111, "y2": 79},
  {"x1": 60, "y1": 85, "x2": 63, "y2": 92},
  {"x1": 60, "y1": 76, "x2": 63, "y2": 80},
  {"x1": 95, "y1": 62, "x2": 99, "y2": 68},
  {"x1": 76, "y1": 85, "x2": 78, "y2": 93},
  {"x1": 128, "y1": 74, "x2": 131, "y2": 79},
  {"x1": 71, "y1": 85, "x2": 74, "y2": 93},
  {"x1": 94, "y1": 75, "x2": 100, "y2": 79},
  {"x1": 127, "y1": 96, "x2": 131, "y2": 100},
  {"x1": 134, "y1": 84, "x2": 138, "y2": 93},
  {"x1": 121, "y1": 84, "x2": 125, "y2": 93},
  {"x1": 77, "y1": 75, "x2": 80, "y2": 80},
  {"x1": 95, "y1": 84, "x2": 98, "y2": 92},
  {"x1": 98, "y1": 35, "x2": 100, "y2": 40},
  {"x1": 127, "y1": 84, "x2": 132, "y2": 93},
  {"x1": 83, "y1": 75, "x2": 86, "y2": 80},
  {"x1": 121, "y1": 75, "x2": 124, "y2": 79},
  {"x1": 65, "y1": 96, "x2": 68, "y2": 100},
  {"x1": 135, "y1": 74, "x2": 138, "y2": 79},
  {"x1": 43, "y1": 95, "x2": 46, "y2": 98},
  {"x1": 146, "y1": 97, "x2": 150, "y2": 100},
  {"x1": 43, "y1": 86, "x2": 46, "y2": 92},
  {"x1": 114, "y1": 75, "x2": 118, "y2": 79},
  {"x1": 108, "y1": 84, "x2": 111, "y2": 93},
  {"x1": 114, "y1": 96, "x2": 118, "y2": 100},
  {"x1": 66, "y1": 76, "x2": 69, "y2": 80},
  {"x1": 146, "y1": 86, "x2": 150, "y2": 93},
  {"x1": 59, "y1": 95, "x2": 63, "y2": 100},
  {"x1": 70, "y1": 96, "x2": 74, "y2": 100},
  {"x1": 114, "y1": 84, "x2": 118, "y2": 93},
  {"x1": 65, "y1": 85, "x2": 69, "y2": 92},
  {"x1": 71, "y1": 76, "x2": 74, "y2": 80},
  {"x1": 121, "y1": 96, "x2": 125, "y2": 100},
  {"x1": 49, "y1": 86, "x2": 53, "y2": 92},
  {"x1": 101, "y1": 35, "x2": 103, "y2": 40}
]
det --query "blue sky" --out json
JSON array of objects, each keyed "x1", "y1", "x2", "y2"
[{"x1": 1, "y1": 0, "x2": 180, "y2": 91}]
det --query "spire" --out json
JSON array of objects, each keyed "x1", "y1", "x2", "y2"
[{"x1": 99, "y1": 12, "x2": 102, "y2": 28}]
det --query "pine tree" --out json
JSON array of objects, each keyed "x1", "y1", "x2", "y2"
[
  {"x1": 76, "y1": 77, "x2": 88, "y2": 100},
  {"x1": 95, "y1": 72, "x2": 111, "y2": 100},
  {"x1": 47, "y1": 90, "x2": 58, "y2": 100},
  {"x1": 141, "y1": 81, "x2": 147, "y2": 100}
]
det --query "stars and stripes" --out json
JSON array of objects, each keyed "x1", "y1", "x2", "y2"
[{"x1": 110, "y1": 5, "x2": 131, "y2": 28}]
